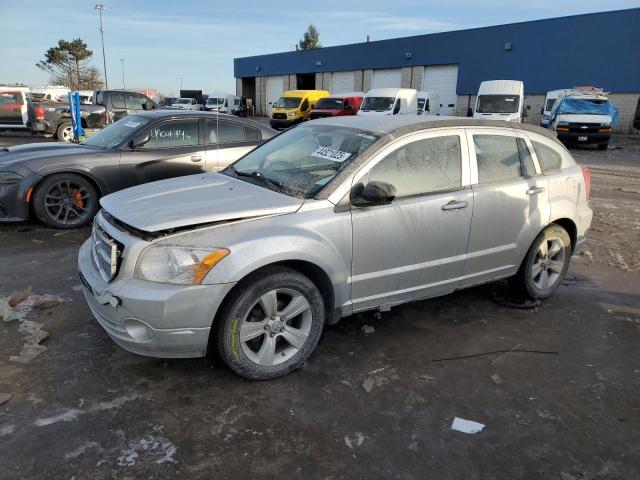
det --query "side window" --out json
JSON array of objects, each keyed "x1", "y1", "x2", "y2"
[
  {"x1": 474, "y1": 135, "x2": 533, "y2": 183},
  {"x1": 532, "y1": 140, "x2": 562, "y2": 172},
  {"x1": 368, "y1": 135, "x2": 462, "y2": 197},
  {"x1": 392, "y1": 99, "x2": 401, "y2": 115},
  {"x1": 127, "y1": 94, "x2": 146, "y2": 110},
  {"x1": 111, "y1": 93, "x2": 126, "y2": 109},
  {"x1": 206, "y1": 120, "x2": 258, "y2": 144},
  {"x1": 0, "y1": 92, "x2": 18, "y2": 106},
  {"x1": 141, "y1": 119, "x2": 199, "y2": 149}
]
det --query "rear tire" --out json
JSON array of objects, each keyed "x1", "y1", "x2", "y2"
[
  {"x1": 512, "y1": 224, "x2": 572, "y2": 300},
  {"x1": 56, "y1": 122, "x2": 73, "y2": 143},
  {"x1": 215, "y1": 266, "x2": 325, "y2": 380},
  {"x1": 32, "y1": 173, "x2": 98, "y2": 229}
]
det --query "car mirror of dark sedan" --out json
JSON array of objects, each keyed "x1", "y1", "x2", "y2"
[
  {"x1": 131, "y1": 132, "x2": 150, "y2": 149},
  {"x1": 351, "y1": 181, "x2": 397, "y2": 207}
]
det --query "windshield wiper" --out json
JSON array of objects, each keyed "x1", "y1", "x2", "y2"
[{"x1": 229, "y1": 166, "x2": 284, "y2": 192}]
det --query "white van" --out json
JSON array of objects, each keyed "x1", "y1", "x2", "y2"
[
  {"x1": 357, "y1": 88, "x2": 417, "y2": 116},
  {"x1": 540, "y1": 89, "x2": 572, "y2": 127},
  {"x1": 416, "y1": 91, "x2": 440, "y2": 116},
  {"x1": 549, "y1": 87, "x2": 615, "y2": 150},
  {"x1": 473, "y1": 80, "x2": 525, "y2": 122}
]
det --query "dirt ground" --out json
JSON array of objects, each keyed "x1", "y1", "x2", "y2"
[{"x1": 0, "y1": 132, "x2": 639, "y2": 480}]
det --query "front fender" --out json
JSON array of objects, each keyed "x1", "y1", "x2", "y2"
[{"x1": 32, "y1": 164, "x2": 110, "y2": 196}]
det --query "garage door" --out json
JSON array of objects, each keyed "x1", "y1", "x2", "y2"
[
  {"x1": 331, "y1": 71, "x2": 355, "y2": 94},
  {"x1": 372, "y1": 69, "x2": 401, "y2": 89},
  {"x1": 266, "y1": 76, "x2": 284, "y2": 116},
  {"x1": 423, "y1": 65, "x2": 458, "y2": 115}
]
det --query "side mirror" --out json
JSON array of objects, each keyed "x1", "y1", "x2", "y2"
[
  {"x1": 523, "y1": 108, "x2": 529, "y2": 118},
  {"x1": 526, "y1": 105, "x2": 531, "y2": 110},
  {"x1": 131, "y1": 131, "x2": 150, "y2": 149},
  {"x1": 351, "y1": 181, "x2": 397, "y2": 207}
]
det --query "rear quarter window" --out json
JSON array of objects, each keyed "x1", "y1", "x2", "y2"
[{"x1": 532, "y1": 141, "x2": 562, "y2": 172}]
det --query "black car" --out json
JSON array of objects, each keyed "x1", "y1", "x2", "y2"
[{"x1": 0, "y1": 111, "x2": 276, "y2": 229}]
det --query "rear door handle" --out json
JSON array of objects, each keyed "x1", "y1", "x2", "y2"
[
  {"x1": 526, "y1": 186, "x2": 545, "y2": 195},
  {"x1": 190, "y1": 155, "x2": 202, "y2": 163},
  {"x1": 441, "y1": 200, "x2": 469, "y2": 211}
]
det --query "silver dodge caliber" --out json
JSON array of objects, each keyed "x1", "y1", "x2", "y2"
[{"x1": 78, "y1": 116, "x2": 593, "y2": 379}]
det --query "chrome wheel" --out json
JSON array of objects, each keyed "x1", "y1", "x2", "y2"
[
  {"x1": 240, "y1": 288, "x2": 312, "y2": 366},
  {"x1": 43, "y1": 179, "x2": 93, "y2": 226},
  {"x1": 60, "y1": 125, "x2": 73, "y2": 142},
  {"x1": 532, "y1": 236, "x2": 566, "y2": 290}
]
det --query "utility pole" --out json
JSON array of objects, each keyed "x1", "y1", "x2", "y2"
[
  {"x1": 120, "y1": 58, "x2": 125, "y2": 89},
  {"x1": 179, "y1": 77, "x2": 183, "y2": 91},
  {"x1": 95, "y1": 4, "x2": 108, "y2": 89}
]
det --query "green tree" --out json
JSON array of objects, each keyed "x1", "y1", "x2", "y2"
[
  {"x1": 36, "y1": 38, "x2": 104, "y2": 90},
  {"x1": 298, "y1": 25, "x2": 321, "y2": 50}
]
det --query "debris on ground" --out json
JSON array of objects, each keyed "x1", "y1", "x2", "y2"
[
  {"x1": 1, "y1": 297, "x2": 26, "y2": 322},
  {"x1": 361, "y1": 325, "x2": 375, "y2": 335},
  {"x1": 116, "y1": 435, "x2": 177, "y2": 466},
  {"x1": 9, "y1": 287, "x2": 31, "y2": 307},
  {"x1": 9, "y1": 319, "x2": 49, "y2": 363},
  {"x1": 0, "y1": 393, "x2": 12, "y2": 405},
  {"x1": 420, "y1": 374, "x2": 436, "y2": 383},
  {"x1": 362, "y1": 375, "x2": 389, "y2": 393},
  {"x1": 490, "y1": 374, "x2": 503, "y2": 384},
  {"x1": 451, "y1": 417, "x2": 486, "y2": 434},
  {"x1": 344, "y1": 432, "x2": 365, "y2": 449}
]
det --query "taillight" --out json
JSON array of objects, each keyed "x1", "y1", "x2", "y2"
[
  {"x1": 580, "y1": 165, "x2": 591, "y2": 201},
  {"x1": 34, "y1": 105, "x2": 45, "y2": 120}
]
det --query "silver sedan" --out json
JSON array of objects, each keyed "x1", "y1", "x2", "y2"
[{"x1": 78, "y1": 116, "x2": 593, "y2": 380}]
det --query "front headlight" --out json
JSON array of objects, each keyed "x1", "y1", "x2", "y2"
[
  {"x1": 134, "y1": 245, "x2": 230, "y2": 285},
  {"x1": 600, "y1": 122, "x2": 611, "y2": 127},
  {"x1": 287, "y1": 111, "x2": 295, "y2": 117},
  {"x1": 0, "y1": 171, "x2": 23, "y2": 185}
]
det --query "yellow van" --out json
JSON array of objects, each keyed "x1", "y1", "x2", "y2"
[{"x1": 270, "y1": 90, "x2": 329, "y2": 129}]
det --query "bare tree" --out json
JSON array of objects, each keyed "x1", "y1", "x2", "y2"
[{"x1": 36, "y1": 38, "x2": 104, "y2": 90}]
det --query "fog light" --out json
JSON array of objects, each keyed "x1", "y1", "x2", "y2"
[{"x1": 123, "y1": 318, "x2": 153, "y2": 342}]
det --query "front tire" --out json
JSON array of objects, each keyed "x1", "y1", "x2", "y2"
[
  {"x1": 513, "y1": 224, "x2": 572, "y2": 299},
  {"x1": 32, "y1": 173, "x2": 98, "y2": 229},
  {"x1": 215, "y1": 266, "x2": 325, "y2": 380}
]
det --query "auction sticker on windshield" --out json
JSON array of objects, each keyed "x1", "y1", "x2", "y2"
[
  {"x1": 125, "y1": 121, "x2": 142, "y2": 128},
  {"x1": 311, "y1": 147, "x2": 351, "y2": 162}
]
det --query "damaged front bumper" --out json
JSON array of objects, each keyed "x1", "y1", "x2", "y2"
[{"x1": 77, "y1": 236, "x2": 236, "y2": 359}]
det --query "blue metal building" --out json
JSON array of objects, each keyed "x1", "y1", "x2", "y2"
[{"x1": 234, "y1": 8, "x2": 640, "y2": 129}]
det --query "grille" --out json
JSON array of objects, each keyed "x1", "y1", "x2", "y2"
[
  {"x1": 566, "y1": 123, "x2": 601, "y2": 134},
  {"x1": 310, "y1": 112, "x2": 332, "y2": 119},
  {"x1": 272, "y1": 113, "x2": 287, "y2": 120},
  {"x1": 91, "y1": 219, "x2": 122, "y2": 282}
]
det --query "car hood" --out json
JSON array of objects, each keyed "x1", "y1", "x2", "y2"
[
  {"x1": 100, "y1": 173, "x2": 304, "y2": 233},
  {"x1": 0, "y1": 143, "x2": 100, "y2": 169}
]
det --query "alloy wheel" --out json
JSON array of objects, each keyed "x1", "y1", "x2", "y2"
[
  {"x1": 43, "y1": 179, "x2": 93, "y2": 226},
  {"x1": 239, "y1": 288, "x2": 312, "y2": 366},
  {"x1": 532, "y1": 236, "x2": 566, "y2": 290}
]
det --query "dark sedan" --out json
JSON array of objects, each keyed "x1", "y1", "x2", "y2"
[{"x1": 0, "y1": 111, "x2": 276, "y2": 228}]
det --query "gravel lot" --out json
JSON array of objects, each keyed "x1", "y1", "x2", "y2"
[{"x1": 1, "y1": 132, "x2": 639, "y2": 479}]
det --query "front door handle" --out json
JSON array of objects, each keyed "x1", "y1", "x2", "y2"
[
  {"x1": 441, "y1": 200, "x2": 469, "y2": 211},
  {"x1": 526, "y1": 186, "x2": 545, "y2": 195},
  {"x1": 190, "y1": 155, "x2": 202, "y2": 163}
]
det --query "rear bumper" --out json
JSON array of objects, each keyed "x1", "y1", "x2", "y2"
[
  {"x1": 27, "y1": 120, "x2": 50, "y2": 134},
  {"x1": 556, "y1": 131, "x2": 610, "y2": 145},
  {"x1": 269, "y1": 117, "x2": 303, "y2": 129}
]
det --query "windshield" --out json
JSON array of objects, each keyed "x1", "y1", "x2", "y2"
[
  {"x1": 81, "y1": 115, "x2": 150, "y2": 149},
  {"x1": 175, "y1": 99, "x2": 190, "y2": 104},
  {"x1": 315, "y1": 98, "x2": 344, "y2": 110},
  {"x1": 161, "y1": 98, "x2": 176, "y2": 106},
  {"x1": 476, "y1": 95, "x2": 520, "y2": 113},
  {"x1": 275, "y1": 97, "x2": 301, "y2": 108},
  {"x1": 224, "y1": 124, "x2": 381, "y2": 198},
  {"x1": 360, "y1": 96, "x2": 394, "y2": 112},
  {"x1": 207, "y1": 97, "x2": 224, "y2": 105}
]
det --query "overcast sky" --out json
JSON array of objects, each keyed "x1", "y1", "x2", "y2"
[{"x1": 0, "y1": 1, "x2": 637, "y2": 95}]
